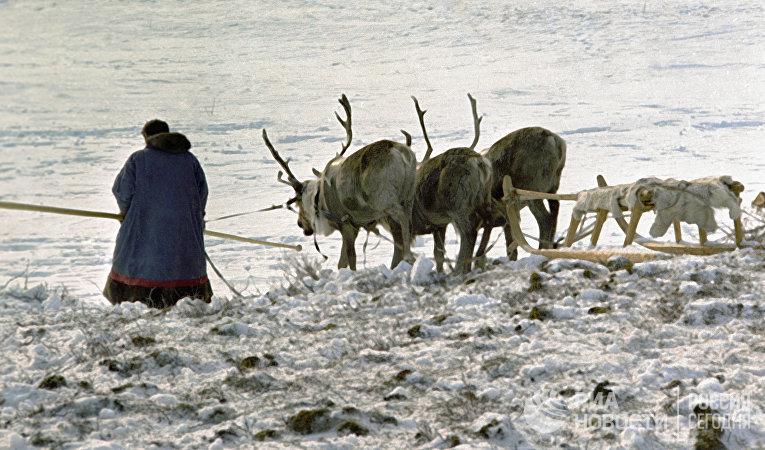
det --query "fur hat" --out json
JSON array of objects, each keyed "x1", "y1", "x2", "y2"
[{"x1": 146, "y1": 132, "x2": 191, "y2": 154}]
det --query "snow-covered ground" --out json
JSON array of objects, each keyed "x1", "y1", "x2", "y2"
[
  {"x1": 1, "y1": 252, "x2": 764, "y2": 448},
  {"x1": 1, "y1": 0, "x2": 764, "y2": 448}
]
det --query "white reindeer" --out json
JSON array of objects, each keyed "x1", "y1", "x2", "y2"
[{"x1": 263, "y1": 95, "x2": 417, "y2": 270}]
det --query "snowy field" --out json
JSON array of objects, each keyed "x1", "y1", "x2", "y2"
[{"x1": 1, "y1": 0, "x2": 764, "y2": 448}]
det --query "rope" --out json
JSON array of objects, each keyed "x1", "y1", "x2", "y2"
[
  {"x1": 204, "y1": 251, "x2": 243, "y2": 297},
  {"x1": 205, "y1": 203, "x2": 290, "y2": 223},
  {"x1": 742, "y1": 208, "x2": 765, "y2": 223},
  {"x1": 313, "y1": 235, "x2": 329, "y2": 260}
]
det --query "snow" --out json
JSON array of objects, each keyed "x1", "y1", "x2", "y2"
[
  {"x1": 410, "y1": 256, "x2": 435, "y2": 285},
  {"x1": 1, "y1": 0, "x2": 764, "y2": 448},
  {"x1": 2, "y1": 251, "x2": 764, "y2": 448}
]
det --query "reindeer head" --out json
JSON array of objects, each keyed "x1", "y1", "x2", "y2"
[{"x1": 262, "y1": 96, "x2": 355, "y2": 238}]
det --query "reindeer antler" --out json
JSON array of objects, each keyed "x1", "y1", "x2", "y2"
[
  {"x1": 467, "y1": 93, "x2": 483, "y2": 150},
  {"x1": 276, "y1": 171, "x2": 293, "y2": 187},
  {"x1": 262, "y1": 129, "x2": 303, "y2": 193},
  {"x1": 412, "y1": 96, "x2": 434, "y2": 161},
  {"x1": 335, "y1": 94, "x2": 353, "y2": 156},
  {"x1": 400, "y1": 130, "x2": 412, "y2": 147}
]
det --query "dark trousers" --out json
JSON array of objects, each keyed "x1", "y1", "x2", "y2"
[{"x1": 103, "y1": 276, "x2": 213, "y2": 309}]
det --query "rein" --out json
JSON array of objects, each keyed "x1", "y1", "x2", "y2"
[{"x1": 205, "y1": 203, "x2": 290, "y2": 223}]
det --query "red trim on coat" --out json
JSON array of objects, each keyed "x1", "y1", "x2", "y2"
[{"x1": 110, "y1": 270, "x2": 209, "y2": 288}]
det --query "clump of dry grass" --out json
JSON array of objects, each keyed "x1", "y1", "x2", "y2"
[
  {"x1": 277, "y1": 254, "x2": 327, "y2": 295},
  {"x1": 740, "y1": 206, "x2": 765, "y2": 243}
]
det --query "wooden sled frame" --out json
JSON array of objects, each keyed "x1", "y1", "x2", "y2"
[
  {"x1": 501, "y1": 176, "x2": 659, "y2": 264},
  {"x1": 501, "y1": 174, "x2": 749, "y2": 264},
  {"x1": 563, "y1": 175, "x2": 745, "y2": 256}
]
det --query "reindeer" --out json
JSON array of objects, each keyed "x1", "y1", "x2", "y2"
[
  {"x1": 263, "y1": 94, "x2": 417, "y2": 271},
  {"x1": 409, "y1": 94, "x2": 496, "y2": 274},
  {"x1": 480, "y1": 127, "x2": 566, "y2": 260}
]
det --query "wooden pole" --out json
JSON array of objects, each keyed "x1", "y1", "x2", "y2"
[
  {"x1": 590, "y1": 210, "x2": 609, "y2": 246},
  {"x1": 623, "y1": 199, "x2": 645, "y2": 247},
  {"x1": 734, "y1": 218, "x2": 744, "y2": 246},
  {"x1": 203, "y1": 230, "x2": 301, "y2": 251},
  {"x1": 673, "y1": 220, "x2": 683, "y2": 243},
  {"x1": 514, "y1": 189, "x2": 578, "y2": 202},
  {"x1": 698, "y1": 227, "x2": 708, "y2": 245},
  {"x1": 563, "y1": 215, "x2": 581, "y2": 247},
  {"x1": 0, "y1": 201, "x2": 302, "y2": 252},
  {"x1": 590, "y1": 175, "x2": 609, "y2": 246},
  {"x1": 0, "y1": 200, "x2": 122, "y2": 221}
]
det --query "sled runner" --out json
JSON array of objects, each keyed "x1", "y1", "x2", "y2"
[{"x1": 501, "y1": 173, "x2": 753, "y2": 263}]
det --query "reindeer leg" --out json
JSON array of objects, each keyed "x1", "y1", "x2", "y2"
[
  {"x1": 528, "y1": 199, "x2": 555, "y2": 249},
  {"x1": 474, "y1": 216, "x2": 492, "y2": 270},
  {"x1": 339, "y1": 223, "x2": 359, "y2": 270},
  {"x1": 338, "y1": 243, "x2": 349, "y2": 269},
  {"x1": 433, "y1": 227, "x2": 447, "y2": 273},
  {"x1": 388, "y1": 204, "x2": 415, "y2": 267},
  {"x1": 400, "y1": 200, "x2": 415, "y2": 265},
  {"x1": 455, "y1": 219, "x2": 478, "y2": 274},
  {"x1": 388, "y1": 219, "x2": 404, "y2": 269},
  {"x1": 547, "y1": 199, "x2": 560, "y2": 248}
]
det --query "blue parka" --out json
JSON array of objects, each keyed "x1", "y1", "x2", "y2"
[{"x1": 109, "y1": 132, "x2": 208, "y2": 287}]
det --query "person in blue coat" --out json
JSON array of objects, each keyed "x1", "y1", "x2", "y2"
[{"x1": 103, "y1": 119, "x2": 213, "y2": 308}]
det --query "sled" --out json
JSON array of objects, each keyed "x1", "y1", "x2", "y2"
[
  {"x1": 501, "y1": 176, "x2": 659, "y2": 264},
  {"x1": 501, "y1": 173, "x2": 751, "y2": 264},
  {"x1": 563, "y1": 175, "x2": 745, "y2": 256}
]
